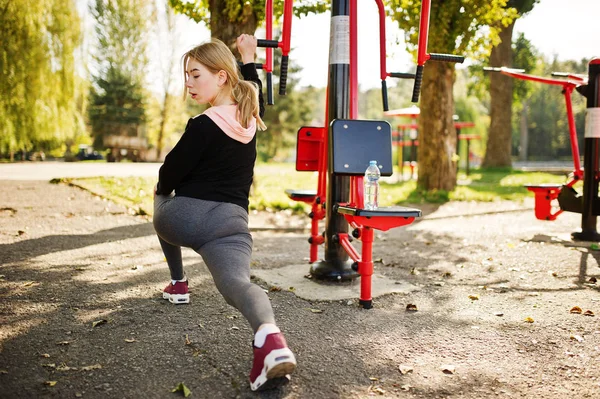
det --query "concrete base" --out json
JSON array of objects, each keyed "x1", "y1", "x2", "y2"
[{"x1": 252, "y1": 264, "x2": 418, "y2": 302}]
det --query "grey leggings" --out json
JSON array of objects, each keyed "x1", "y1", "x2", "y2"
[{"x1": 153, "y1": 193, "x2": 275, "y2": 332}]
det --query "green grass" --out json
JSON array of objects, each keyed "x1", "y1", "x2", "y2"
[{"x1": 63, "y1": 163, "x2": 571, "y2": 215}]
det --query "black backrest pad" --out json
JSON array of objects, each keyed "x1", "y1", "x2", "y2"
[{"x1": 331, "y1": 119, "x2": 393, "y2": 176}]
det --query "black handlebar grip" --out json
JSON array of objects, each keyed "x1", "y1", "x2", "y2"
[
  {"x1": 429, "y1": 53, "x2": 465, "y2": 63},
  {"x1": 390, "y1": 72, "x2": 416, "y2": 79},
  {"x1": 411, "y1": 65, "x2": 424, "y2": 103},
  {"x1": 279, "y1": 55, "x2": 289, "y2": 96},
  {"x1": 237, "y1": 61, "x2": 263, "y2": 69},
  {"x1": 267, "y1": 72, "x2": 274, "y2": 105},
  {"x1": 257, "y1": 39, "x2": 279, "y2": 48},
  {"x1": 381, "y1": 80, "x2": 389, "y2": 112}
]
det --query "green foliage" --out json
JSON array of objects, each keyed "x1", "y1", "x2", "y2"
[
  {"x1": 0, "y1": 0, "x2": 82, "y2": 157},
  {"x1": 524, "y1": 57, "x2": 588, "y2": 161},
  {"x1": 388, "y1": 0, "x2": 517, "y2": 60},
  {"x1": 168, "y1": 0, "x2": 328, "y2": 25},
  {"x1": 511, "y1": 33, "x2": 537, "y2": 102},
  {"x1": 89, "y1": 0, "x2": 150, "y2": 147},
  {"x1": 89, "y1": 67, "x2": 146, "y2": 146}
]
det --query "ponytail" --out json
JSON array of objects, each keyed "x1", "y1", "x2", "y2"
[{"x1": 232, "y1": 80, "x2": 266, "y2": 131}]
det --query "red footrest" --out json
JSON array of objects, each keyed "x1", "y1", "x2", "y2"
[
  {"x1": 525, "y1": 184, "x2": 563, "y2": 221},
  {"x1": 285, "y1": 189, "x2": 317, "y2": 204},
  {"x1": 336, "y1": 205, "x2": 421, "y2": 231}
]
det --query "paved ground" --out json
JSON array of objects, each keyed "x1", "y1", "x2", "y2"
[{"x1": 1, "y1": 164, "x2": 600, "y2": 399}]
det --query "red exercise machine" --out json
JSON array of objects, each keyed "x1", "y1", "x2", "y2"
[
  {"x1": 486, "y1": 63, "x2": 600, "y2": 241},
  {"x1": 265, "y1": 0, "x2": 462, "y2": 308}
]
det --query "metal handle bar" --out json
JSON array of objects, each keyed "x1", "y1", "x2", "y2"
[
  {"x1": 552, "y1": 71, "x2": 587, "y2": 82},
  {"x1": 255, "y1": 0, "x2": 293, "y2": 102},
  {"x1": 410, "y1": 0, "x2": 465, "y2": 103},
  {"x1": 429, "y1": 53, "x2": 465, "y2": 63},
  {"x1": 380, "y1": 73, "x2": 416, "y2": 112},
  {"x1": 238, "y1": 61, "x2": 264, "y2": 69},
  {"x1": 373, "y1": 0, "x2": 417, "y2": 111}
]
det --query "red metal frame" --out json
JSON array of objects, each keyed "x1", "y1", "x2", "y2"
[
  {"x1": 265, "y1": 0, "x2": 273, "y2": 74},
  {"x1": 416, "y1": 0, "x2": 431, "y2": 67},
  {"x1": 497, "y1": 67, "x2": 585, "y2": 185},
  {"x1": 286, "y1": 0, "x2": 426, "y2": 307}
]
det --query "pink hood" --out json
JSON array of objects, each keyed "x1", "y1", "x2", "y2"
[{"x1": 202, "y1": 104, "x2": 256, "y2": 144}]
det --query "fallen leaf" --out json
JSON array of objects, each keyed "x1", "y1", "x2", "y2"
[
  {"x1": 468, "y1": 294, "x2": 479, "y2": 300},
  {"x1": 124, "y1": 338, "x2": 136, "y2": 343},
  {"x1": 589, "y1": 277, "x2": 598, "y2": 283},
  {"x1": 309, "y1": 308, "x2": 323, "y2": 313},
  {"x1": 371, "y1": 386, "x2": 385, "y2": 395},
  {"x1": 269, "y1": 286, "x2": 282, "y2": 292},
  {"x1": 185, "y1": 334, "x2": 191, "y2": 345},
  {"x1": 369, "y1": 377, "x2": 379, "y2": 381},
  {"x1": 552, "y1": 272, "x2": 559, "y2": 277},
  {"x1": 56, "y1": 341, "x2": 71, "y2": 346},
  {"x1": 0, "y1": 370, "x2": 7, "y2": 374},
  {"x1": 570, "y1": 335, "x2": 584, "y2": 342},
  {"x1": 399, "y1": 365, "x2": 414, "y2": 375},
  {"x1": 401, "y1": 384, "x2": 412, "y2": 391},
  {"x1": 570, "y1": 306, "x2": 583, "y2": 314},
  {"x1": 44, "y1": 381, "x2": 57, "y2": 387},
  {"x1": 56, "y1": 364, "x2": 76, "y2": 371},
  {"x1": 17, "y1": 230, "x2": 26, "y2": 236},
  {"x1": 80, "y1": 364, "x2": 102, "y2": 371},
  {"x1": 42, "y1": 363, "x2": 56, "y2": 368},
  {"x1": 91, "y1": 319, "x2": 107, "y2": 328},
  {"x1": 288, "y1": 287, "x2": 295, "y2": 292},
  {"x1": 171, "y1": 382, "x2": 192, "y2": 397},
  {"x1": 524, "y1": 317, "x2": 535, "y2": 323},
  {"x1": 441, "y1": 365, "x2": 456, "y2": 374},
  {"x1": 494, "y1": 312, "x2": 504, "y2": 317},
  {"x1": 40, "y1": 353, "x2": 50, "y2": 358},
  {"x1": 583, "y1": 310, "x2": 595, "y2": 317},
  {"x1": 591, "y1": 243, "x2": 600, "y2": 251},
  {"x1": 406, "y1": 304, "x2": 418, "y2": 312}
]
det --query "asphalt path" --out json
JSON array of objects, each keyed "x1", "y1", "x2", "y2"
[{"x1": 0, "y1": 161, "x2": 161, "y2": 181}]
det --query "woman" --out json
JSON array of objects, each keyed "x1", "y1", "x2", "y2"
[{"x1": 153, "y1": 34, "x2": 296, "y2": 391}]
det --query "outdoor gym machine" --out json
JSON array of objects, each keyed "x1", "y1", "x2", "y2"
[
  {"x1": 281, "y1": 0, "x2": 464, "y2": 308},
  {"x1": 486, "y1": 60, "x2": 600, "y2": 241}
]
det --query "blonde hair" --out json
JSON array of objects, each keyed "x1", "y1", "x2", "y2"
[{"x1": 182, "y1": 39, "x2": 266, "y2": 131}]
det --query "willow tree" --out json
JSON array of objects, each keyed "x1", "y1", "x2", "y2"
[
  {"x1": 0, "y1": 0, "x2": 81, "y2": 160},
  {"x1": 389, "y1": 0, "x2": 516, "y2": 191},
  {"x1": 483, "y1": 0, "x2": 538, "y2": 167}
]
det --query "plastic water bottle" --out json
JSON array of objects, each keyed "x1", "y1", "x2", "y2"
[{"x1": 364, "y1": 160, "x2": 380, "y2": 210}]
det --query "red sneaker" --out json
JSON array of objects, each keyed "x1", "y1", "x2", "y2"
[
  {"x1": 162, "y1": 280, "x2": 189, "y2": 304},
  {"x1": 249, "y1": 325, "x2": 296, "y2": 391}
]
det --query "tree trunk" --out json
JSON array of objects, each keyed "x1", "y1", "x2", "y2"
[
  {"x1": 483, "y1": 21, "x2": 515, "y2": 167},
  {"x1": 417, "y1": 62, "x2": 457, "y2": 191},
  {"x1": 518, "y1": 100, "x2": 529, "y2": 161},
  {"x1": 209, "y1": 0, "x2": 258, "y2": 52}
]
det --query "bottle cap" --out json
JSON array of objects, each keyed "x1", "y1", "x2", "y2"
[{"x1": 369, "y1": 160, "x2": 377, "y2": 165}]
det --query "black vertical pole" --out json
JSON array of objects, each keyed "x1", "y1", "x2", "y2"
[
  {"x1": 572, "y1": 59, "x2": 600, "y2": 242},
  {"x1": 455, "y1": 128, "x2": 461, "y2": 174},
  {"x1": 310, "y1": 0, "x2": 357, "y2": 280},
  {"x1": 466, "y1": 139, "x2": 471, "y2": 176}
]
